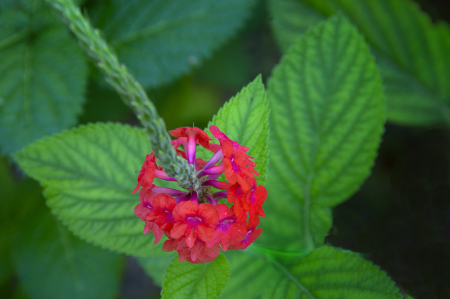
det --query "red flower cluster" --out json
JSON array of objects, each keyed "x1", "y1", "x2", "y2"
[{"x1": 132, "y1": 126, "x2": 267, "y2": 263}]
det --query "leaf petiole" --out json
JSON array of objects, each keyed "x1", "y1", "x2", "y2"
[{"x1": 244, "y1": 243, "x2": 313, "y2": 263}]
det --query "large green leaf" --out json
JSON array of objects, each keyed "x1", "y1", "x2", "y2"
[
  {"x1": 93, "y1": 0, "x2": 256, "y2": 88},
  {"x1": 199, "y1": 75, "x2": 270, "y2": 186},
  {"x1": 161, "y1": 254, "x2": 230, "y2": 299},
  {"x1": 269, "y1": 0, "x2": 450, "y2": 126},
  {"x1": 0, "y1": 1, "x2": 88, "y2": 154},
  {"x1": 13, "y1": 123, "x2": 163, "y2": 256},
  {"x1": 220, "y1": 250, "x2": 277, "y2": 299},
  {"x1": 12, "y1": 199, "x2": 122, "y2": 299},
  {"x1": 263, "y1": 246, "x2": 401, "y2": 299},
  {"x1": 262, "y1": 15, "x2": 385, "y2": 250}
]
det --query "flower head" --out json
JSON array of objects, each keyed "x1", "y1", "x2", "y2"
[{"x1": 133, "y1": 125, "x2": 267, "y2": 263}]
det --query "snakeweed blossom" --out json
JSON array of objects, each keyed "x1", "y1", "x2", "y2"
[{"x1": 132, "y1": 126, "x2": 267, "y2": 263}]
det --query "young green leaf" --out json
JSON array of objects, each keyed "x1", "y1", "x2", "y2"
[
  {"x1": 263, "y1": 15, "x2": 385, "y2": 250},
  {"x1": 0, "y1": 1, "x2": 87, "y2": 154},
  {"x1": 263, "y1": 246, "x2": 401, "y2": 299},
  {"x1": 12, "y1": 199, "x2": 122, "y2": 299},
  {"x1": 92, "y1": 0, "x2": 256, "y2": 88},
  {"x1": 199, "y1": 75, "x2": 270, "y2": 186},
  {"x1": 161, "y1": 254, "x2": 230, "y2": 299},
  {"x1": 13, "y1": 123, "x2": 161, "y2": 256},
  {"x1": 269, "y1": 0, "x2": 450, "y2": 126}
]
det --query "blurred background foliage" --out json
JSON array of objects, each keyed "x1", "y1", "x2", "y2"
[{"x1": 1, "y1": 0, "x2": 449, "y2": 298}]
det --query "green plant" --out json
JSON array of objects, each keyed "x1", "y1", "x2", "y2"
[{"x1": 2, "y1": 0, "x2": 449, "y2": 298}]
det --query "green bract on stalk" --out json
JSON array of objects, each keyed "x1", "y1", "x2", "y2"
[{"x1": 45, "y1": 0, "x2": 198, "y2": 188}]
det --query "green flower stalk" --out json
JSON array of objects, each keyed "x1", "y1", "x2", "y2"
[{"x1": 45, "y1": 0, "x2": 198, "y2": 188}]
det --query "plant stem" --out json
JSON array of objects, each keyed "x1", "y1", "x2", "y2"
[{"x1": 45, "y1": 0, "x2": 199, "y2": 188}]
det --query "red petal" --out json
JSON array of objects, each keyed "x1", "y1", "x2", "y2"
[
  {"x1": 152, "y1": 225, "x2": 164, "y2": 245},
  {"x1": 254, "y1": 185, "x2": 268, "y2": 205},
  {"x1": 225, "y1": 222, "x2": 247, "y2": 251},
  {"x1": 197, "y1": 223, "x2": 215, "y2": 242},
  {"x1": 206, "y1": 228, "x2": 221, "y2": 249},
  {"x1": 173, "y1": 201, "x2": 198, "y2": 221},
  {"x1": 221, "y1": 140, "x2": 234, "y2": 157},
  {"x1": 198, "y1": 204, "x2": 219, "y2": 225},
  {"x1": 209, "y1": 126, "x2": 230, "y2": 142},
  {"x1": 139, "y1": 188, "x2": 155, "y2": 207},
  {"x1": 140, "y1": 166, "x2": 155, "y2": 189},
  {"x1": 131, "y1": 183, "x2": 140, "y2": 194},
  {"x1": 215, "y1": 203, "x2": 231, "y2": 220},
  {"x1": 153, "y1": 193, "x2": 176, "y2": 211},
  {"x1": 236, "y1": 176, "x2": 252, "y2": 193},
  {"x1": 203, "y1": 243, "x2": 221, "y2": 260},
  {"x1": 185, "y1": 228, "x2": 198, "y2": 248},
  {"x1": 171, "y1": 222, "x2": 189, "y2": 239},
  {"x1": 134, "y1": 203, "x2": 149, "y2": 221},
  {"x1": 223, "y1": 159, "x2": 236, "y2": 185},
  {"x1": 190, "y1": 240, "x2": 205, "y2": 262},
  {"x1": 171, "y1": 137, "x2": 187, "y2": 150},
  {"x1": 168, "y1": 127, "x2": 187, "y2": 138},
  {"x1": 229, "y1": 227, "x2": 262, "y2": 250},
  {"x1": 249, "y1": 227, "x2": 262, "y2": 242},
  {"x1": 143, "y1": 221, "x2": 153, "y2": 235},
  {"x1": 163, "y1": 238, "x2": 178, "y2": 252}
]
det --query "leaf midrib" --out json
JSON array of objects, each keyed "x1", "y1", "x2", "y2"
[
  {"x1": 272, "y1": 260, "x2": 317, "y2": 299},
  {"x1": 187, "y1": 262, "x2": 210, "y2": 299}
]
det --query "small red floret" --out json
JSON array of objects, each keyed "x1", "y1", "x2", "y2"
[
  {"x1": 132, "y1": 154, "x2": 157, "y2": 193},
  {"x1": 169, "y1": 127, "x2": 212, "y2": 149},
  {"x1": 206, "y1": 204, "x2": 247, "y2": 251},
  {"x1": 171, "y1": 201, "x2": 219, "y2": 248},
  {"x1": 146, "y1": 193, "x2": 176, "y2": 232}
]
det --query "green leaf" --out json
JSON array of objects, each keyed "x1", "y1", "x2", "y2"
[
  {"x1": 0, "y1": 1, "x2": 88, "y2": 154},
  {"x1": 269, "y1": 0, "x2": 325, "y2": 53},
  {"x1": 92, "y1": 0, "x2": 256, "y2": 88},
  {"x1": 161, "y1": 254, "x2": 230, "y2": 299},
  {"x1": 13, "y1": 123, "x2": 162, "y2": 256},
  {"x1": 263, "y1": 15, "x2": 385, "y2": 250},
  {"x1": 199, "y1": 75, "x2": 270, "y2": 186},
  {"x1": 138, "y1": 253, "x2": 176, "y2": 286},
  {"x1": 263, "y1": 246, "x2": 401, "y2": 299},
  {"x1": 220, "y1": 250, "x2": 277, "y2": 299},
  {"x1": 269, "y1": 0, "x2": 450, "y2": 126},
  {"x1": 12, "y1": 198, "x2": 122, "y2": 299}
]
